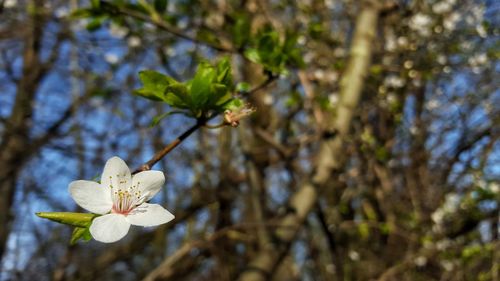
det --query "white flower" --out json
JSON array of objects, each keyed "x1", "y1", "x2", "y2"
[
  {"x1": 476, "y1": 25, "x2": 487, "y2": 38},
  {"x1": 69, "y1": 157, "x2": 174, "y2": 243},
  {"x1": 328, "y1": 93, "x2": 339, "y2": 105},
  {"x1": 104, "y1": 53, "x2": 119, "y2": 65},
  {"x1": 432, "y1": 1, "x2": 453, "y2": 14},
  {"x1": 55, "y1": 7, "x2": 69, "y2": 18},
  {"x1": 4, "y1": 0, "x2": 17, "y2": 8},
  {"x1": 409, "y1": 13, "x2": 433, "y2": 37},
  {"x1": 109, "y1": 23, "x2": 128, "y2": 39},
  {"x1": 127, "y1": 36, "x2": 142, "y2": 48},
  {"x1": 414, "y1": 256, "x2": 427, "y2": 266},
  {"x1": 443, "y1": 12, "x2": 460, "y2": 31},
  {"x1": 384, "y1": 75, "x2": 405, "y2": 88}
]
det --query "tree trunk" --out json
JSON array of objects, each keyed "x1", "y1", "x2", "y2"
[{"x1": 237, "y1": 1, "x2": 382, "y2": 280}]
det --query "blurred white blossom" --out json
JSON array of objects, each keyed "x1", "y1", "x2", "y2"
[
  {"x1": 127, "y1": 36, "x2": 142, "y2": 48},
  {"x1": 476, "y1": 25, "x2": 487, "y2": 38},
  {"x1": 432, "y1": 0, "x2": 455, "y2": 14},
  {"x1": 348, "y1": 250, "x2": 360, "y2": 261},
  {"x1": 314, "y1": 69, "x2": 325, "y2": 80},
  {"x1": 109, "y1": 24, "x2": 128, "y2": 39},
  {"x1": 425, "y1": 99, "x2": 440, "y2": 111},
  {"x1": 329, "y1": 93, "x2": 339, "y2": 105},
  {"x1": 442, "y1": 261, "x2": 454, "y2": 271},
  {"x1": 443, "y1": 12, "x2": 460, "y2": 31},
  {"x1": 104, "y1": 53, "x2": 119, "y2": 64},
  {"x1": 414, "y1": 256, "x2": 427, "y2": 266},
  {"x1": 4, "y1": 0, "x2": 17, "y2": 8},
  {"x1": 437, "y1": 54, "x2": 447, "y2": 65},
  {"x1": 384, "y1": 75, "x2": 405, "y2": 88},
  {"x1": 431, "y1": 193, "x2": 461, "y2": 225},
  {"x1": 397, "y1": 36, "x2": 409, "y2": 47},
  {"x1": 55, "y1": 7, "x2": 69, "y2": 18},
  {"x1": 409, "y1": 13, "x2": 433, "y2": 37}
]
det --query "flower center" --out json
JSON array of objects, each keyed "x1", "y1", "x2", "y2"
[{"x1": 108, "y1": 175, "x2": 143, "y2": 215}]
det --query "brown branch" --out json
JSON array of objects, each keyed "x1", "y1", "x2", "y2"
[
  {"x1": 101, "y1": 1, "x2": 235, "y2": 53},
  {"x1": 237, "y1": 1, "x2": 382, "y2": 279},
  {"x1": 132, "y1": 120, "x2": 206, "y2": 174},
  {"x1": 133, "y1": 77, "x2": 278, "y2": 174},
  {"x1": 142, "y1": 222, "x2": 298, "y2": 281}
]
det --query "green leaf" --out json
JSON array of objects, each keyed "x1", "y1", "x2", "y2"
[
  {"x1": 150, "y1": 111, "x2": 185, "y2": 127},
  {"x1": 134, "y1": 88, "x2": 164, "y2": 101},
  {"x1": 232, "y1": 14, "x2": 251, "y2": 47},
  {"x1": 135, "y1": 58, "x2": 233, "y2": 117},
  {"x1": 258, "y1": 31, "x2": 279, "y2": 58},
  {"x1": 244, "y1": 48, "x2": 261, "y2": 64},
  {"x1": 211, "y1": 84, "x2": 229, "y2": 105},
  {"x1": 236, "y1": 82, "x2": 250, "y2": 93},
  {"x1": 36, "y1": 212, "x2": 98, "y2": 228},
  {"x1": 216, "y1": 57, "x2": 232, "y2": 86},
  {"x1": 86, "y1": 17, "x2": 104, "y2": 31},
  {"x1": 358, "y1": 222, "x2": 370, "y2": 239},
  {"x1": 165, "y1": 83, "x2": 191, "y2": 108},
  {"x1": 245, "y1": 27, "x2": 303, "y2": 74},
  {"x1": 154, "y1": 0, "x2": 168, "y2": 13},
  {"x1": 135, "y1": 70, "x2": 177, "y2": 101},
  {"x1": 91, "y1": 0, "x2": 100, "y2": 9},
  {"x1": 70, "y1": 8, "x2": 94, "y2": 19},
  {"x1": 223, "y1": 98, "x2": 244, "y2": 111},
  {"x1": 190, "y1": 62, "x2": 216, "y2": 108}
]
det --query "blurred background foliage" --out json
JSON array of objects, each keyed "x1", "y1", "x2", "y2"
[{"x1": 0, "y1": 0, "x2": 499, "y2": 280}]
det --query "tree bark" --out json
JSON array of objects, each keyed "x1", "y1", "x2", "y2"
[
  {"x1": 237, "y1": 1, "x2": 382, "y2": 280},
  {"x1": 0, "y1": 0, "x2": 45, "y2": 262}
]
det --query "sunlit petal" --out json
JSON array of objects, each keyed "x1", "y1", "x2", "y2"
[
  {"x1": 89, "y1": 214, "x2": 130, "y2": 243},
  {"x1": 68, "y1": 180, "x2": 112, "y2": 214},
  {"x1": 101, "y1": 156, "x2": 132, "y2": 190},
  {"x1": 131, "y1": 171, "x2": 165, "y2": 202},
  {"x1": 126, "y1": 203, "x2": 174, "y2": 227}
]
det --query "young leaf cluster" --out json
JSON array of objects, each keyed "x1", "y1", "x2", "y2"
[
  {"x1": 135, "y1": 58, "x2": 234, "y2": 120},
  {"x1": 244, "y1": 27, "x2": 304, "y2": 75}
]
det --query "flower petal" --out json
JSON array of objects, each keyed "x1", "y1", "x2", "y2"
[
  {"x1": 131, "y1": 170, "x2": 165, "y2": 201},
  {"x1": 89, "y1": 214, "x2": 130, "y2": 243},
  {"x1": 68, "y1": 180, "x2": 112, "y2": 214},
  {"x1": 101, "y1": 156, "x2": 132, "y2": 190},
  {"x1": 126, "y1": 203, "x2": 174, "y2": 227}
]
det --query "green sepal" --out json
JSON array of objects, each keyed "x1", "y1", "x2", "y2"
[
  {"x1": 36, "y1": 212, "x2": 98, "y2": 228},
  {"x1": 70, "y1": 226, "x2": 92, "y2": 245}
]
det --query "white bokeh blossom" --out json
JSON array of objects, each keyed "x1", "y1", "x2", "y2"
[
  {"x1": 109, "y1": 23, "x2": 128, "y2": 39},
  {"x1": 409, "y1": 13, "x2": 433, "y2": 37},
  {"x1": 127, "y1": 36, "x2": 142, "y2": 48},
  {"x1": 443, "y1": 12, "x2": 460, "y2": 31},
  {"x1": 4, "y1": 0, "x2": 17, "y2": 8},
  {"x1": 69, "y1": 157, "x2": 174, "y2": 243}
]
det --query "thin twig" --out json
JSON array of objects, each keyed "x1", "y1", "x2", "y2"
[
  {"x1": 101, "y1": 1, "x2": 235, "y2": 53},
  {"x1": 133, "y1": 77, "x2": 277, "y2": 174},
  {"x1": 132, "y1": 120, "x2": 205, "y2": 174}
]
